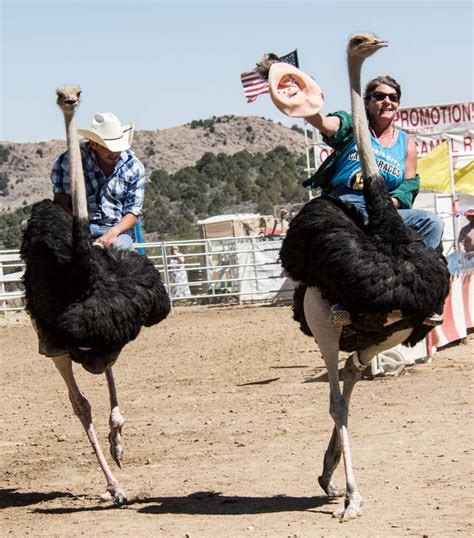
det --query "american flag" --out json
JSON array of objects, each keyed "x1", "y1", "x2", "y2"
[
  {"x1": 279, "y1": 50, "x2": 299, "y2": 68},
  {"x1": 240, "y1": 49, "x2": 299, "y2": 104}
]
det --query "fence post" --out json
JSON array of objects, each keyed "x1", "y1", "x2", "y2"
[
  {"x1": 205, "y1": 238, "x2": 215, "y2": 299},
  {"x1": 0, "y1": 261, "x2": 5, "y2": 316},
  {"x1": 160, "y1": 241, "x2": 173, "y2": 314},
  {"x1": 252, "y1": 237, "x2": 259, "y2": 303}
]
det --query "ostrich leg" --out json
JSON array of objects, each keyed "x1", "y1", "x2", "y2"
[
  {"x1": 318, "y1": 326, "x2": 413, "y2": 510},
  {"x1": 105, "y1": 367, "x2": 125, "y2": 468},
  {"x1": 303, "y1": 286, "x2": 361, "y2": 520},
  {"x1": 303, "y1": 286, "x2": 368, "y2": 521},
  {"x1": 52, "y1": 355, "x2": 126, "y2": 503}
]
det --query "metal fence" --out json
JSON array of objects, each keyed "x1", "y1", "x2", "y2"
[
  {"x1": 0, "y1": 250, "x2": 25, "y2": 314},
  {"x1": 0, "y1": 235, "x2": 295, "y2": 315},
  {"x1": 0, "y1": 237, "x2": 435, "y2": 376}
]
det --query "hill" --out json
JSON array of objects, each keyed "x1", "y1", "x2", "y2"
[
  {"x1": 0, "y1": 115, "x2": 307, "y2": 212},
  {"x1": 0, "y1": 116, "x2": 312, "y2": 248}
]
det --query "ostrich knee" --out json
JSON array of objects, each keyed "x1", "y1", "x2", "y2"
[
  {"x1": 68, "y1": 392, "x2": 93, "y2": 428},
  {"x1": 109, "y1": 407, "x2": 125, "y2": 431},
  {"x1": 329, "y1": 394, "x2": 348, "y2": 427},
  {"x1": 343, "y1": 355, "x2": 364, "y2": 398}
]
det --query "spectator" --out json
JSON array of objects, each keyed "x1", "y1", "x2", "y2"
[
  {"x1": 169, "y1": 245, "x2": 191, "y2": 298},
  {"x1": 458, "y1": 209, "x2": 474, "y2": 254}
]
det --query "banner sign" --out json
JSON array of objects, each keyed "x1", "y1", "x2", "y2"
[
  {"x1": 311, "y1": 102, "x2": 473, "y2": 171},
  {"x1": 395, "y1": 102, "x2": 473, "y2": 169}
]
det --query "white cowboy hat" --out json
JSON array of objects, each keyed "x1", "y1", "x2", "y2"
[
  {"x1": 268, "y1": 63, "x2": 324, "y2": 118},
  {"x1": 78, "y1": 112, "x2": 134, "y2": 152}
]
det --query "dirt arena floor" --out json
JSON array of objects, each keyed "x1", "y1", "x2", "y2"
[{"x1": 1, "y1": 305, "x2": 472, "y2": 537}]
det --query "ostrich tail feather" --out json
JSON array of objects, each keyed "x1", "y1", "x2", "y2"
[
  {"x1": 292, "y1": 284, "x2": 313, "y2": 337},
  {"x1": 21, "y1": 199, "x2": 171, "y2": 356}
]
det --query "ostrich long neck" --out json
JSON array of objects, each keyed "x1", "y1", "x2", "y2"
[
  {"x1": 64, "y1": 111, "x2": 88, "y2": 221},
  {"x1": 348, "y1": 56, "x2": 380, "y2": 178},
  {"x1": 347, "y1": 52, "x2": 406, "y2": 237}
]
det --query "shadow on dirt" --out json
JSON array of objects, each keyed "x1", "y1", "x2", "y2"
[
  {"x1": 29, "y1": 491, "x2": 336, "y2": 516},
  {"x1": 237, "y1": 377, "x2": 281, "y2": 386},
  {"x1": 135, "y1": 491, "x2": 333, "y2": 516},
  {"x1": 0, "y1": 488, "x2": 78, "y2": 509}
]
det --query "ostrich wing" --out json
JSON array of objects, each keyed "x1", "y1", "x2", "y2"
[
  {"x1": 280, "y1": 196, "x2": 450, "y2": 345},
  {"x1": 21, "y1": 199, "x2": 170, "y2": 355}
]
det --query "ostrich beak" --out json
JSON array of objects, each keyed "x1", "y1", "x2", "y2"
[{"x1": 367, "y1": 38, "x2": 388, "y2": 51}]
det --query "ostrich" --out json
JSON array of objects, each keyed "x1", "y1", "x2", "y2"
[
  {"x1": 20, "y1": 86, "x2": 170, "y2": 503},
  {"x1": 278, "y1": 34, "x2": 450, "y2": 520}
]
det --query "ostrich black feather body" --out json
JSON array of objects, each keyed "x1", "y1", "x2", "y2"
[
  {"x1": 21, "y1": 200, "x2": 170, "y2": 365},
  {"x1": 280, "y1": 174, "x2": 450, "y2": 351}
]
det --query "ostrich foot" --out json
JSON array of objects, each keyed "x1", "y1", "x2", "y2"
[
  {"x1": 100, "y1": 483, "x2": 127, "y2": 504},
  {"x1": 332, "y1": 492, "x2": 363, "y2": 521},
  {"x1": 318, "y1": 475, "x2": 345, "y2": 497},
  {"x1": 109, "y1": 410, "x2": 125, "y2": 468},
  {"x1": 108, "y1": 426, "x2": 124, "y2": 468}
]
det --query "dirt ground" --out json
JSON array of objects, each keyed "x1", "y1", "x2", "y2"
[{"x1": 1, "y1": 305, "x2": 472, "y2": 537}]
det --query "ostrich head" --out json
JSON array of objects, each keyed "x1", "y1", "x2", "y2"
[
  {"x1": 347, "y1": 33, "x2": 388, "y2": 60},
  {"x1": 56, "y1": 85, "x2": 82, "y2": 114}
]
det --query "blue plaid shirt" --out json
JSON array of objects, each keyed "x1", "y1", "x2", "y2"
[{"x1": 51, "y1": 142, "x2": 146, "y2": 226}]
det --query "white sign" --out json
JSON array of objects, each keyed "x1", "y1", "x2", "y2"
[
  {"x1": 395, "y1": 102, "x2": 474, "y2": 169},
  {"x1": 312, "y1": 102, "x2": 474, "y2": 171}
]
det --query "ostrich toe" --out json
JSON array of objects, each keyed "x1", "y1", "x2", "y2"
[
  {"x1": 108, "y1": 427, "x2": 124, "y2": 468},
  {"x1": 100, "y1": 484, "x2": 127, "y2": 504},
  {"x1": 108, "y1": 408, "x2": 125, "y2": 468},
  {"x1": 113, "y1": 489, "x2": 127, "y2": 505},
  {"x1": 333, "y1": 492, "x2": 363, "y2": 521},
  {"x1": 318, "y1": 475, "x2": 345, "y2": 498}
]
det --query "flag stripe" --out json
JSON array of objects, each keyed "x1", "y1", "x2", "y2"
[
  {"x1": 240, "y1": 71, "x2": 269, "y2": 103},
  {"x1": 240, "y1": 49, "x2": 298, "y2": 104},
  {"x1": 241, "y1": 79, "x2": 268, "y2": 89},
  {"x1": 246, "y1": 89, "x2": 269, "y2": 98}
]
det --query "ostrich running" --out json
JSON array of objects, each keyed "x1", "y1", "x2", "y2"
[
  {"x1": 278, "y1": 34, "x2": 450, "y2": 520},
  {"x1": 20, "y1": 86, "x2": 170, "y2": 503}
]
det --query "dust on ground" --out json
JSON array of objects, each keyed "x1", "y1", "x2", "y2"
[{"x1": 1, "y1": 305, "x2": 472, "y2": 537}]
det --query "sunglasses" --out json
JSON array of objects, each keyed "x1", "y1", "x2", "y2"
[{"x1": 370, "y1": 91, "x2": 399, "y2": 103}]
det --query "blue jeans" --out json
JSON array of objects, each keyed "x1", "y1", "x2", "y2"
[
  {"x1": 338, "y1": 194, "x2": 444, "y2": 250},
  {"x1": 90, "y1": 223, "x2": 135, "y2": 252}
]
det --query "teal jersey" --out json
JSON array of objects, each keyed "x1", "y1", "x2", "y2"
[{"x1": 330, "y1": 129, "x2": 407, "y2": 196}]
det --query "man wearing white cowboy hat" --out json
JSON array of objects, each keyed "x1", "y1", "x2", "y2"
[{"x1": 51, "y1": 112, "x2": 145, "y2": 251}]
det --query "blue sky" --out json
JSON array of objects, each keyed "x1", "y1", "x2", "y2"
[{"x1": 1, "y1": 0, "x2": 472, "y2": 142}]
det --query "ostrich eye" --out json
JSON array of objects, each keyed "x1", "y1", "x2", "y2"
[{"x1": 352, "y1": 38, "x2": 363, "y2": 46}]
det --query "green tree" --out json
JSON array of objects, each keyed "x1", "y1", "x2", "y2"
[{"x1": 0, "y1": 172, "x2": 9, "y2": 196}]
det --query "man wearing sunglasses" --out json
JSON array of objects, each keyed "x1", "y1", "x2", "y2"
[{"x1": 302, "y1": 75, "x2": 444, "y2": 325}]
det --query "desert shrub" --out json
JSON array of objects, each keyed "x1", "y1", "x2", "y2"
[
  {"x1": 0, "y1": 145, "x2": 11, "y2": 164},
  {"x1": 0, "y1": 172, "x2": 9, "y2": 196},
  {"x1": 291, "y1": 124, "x2": 304, "y2": 135}
]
